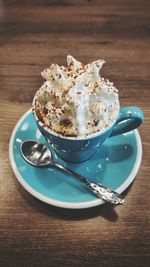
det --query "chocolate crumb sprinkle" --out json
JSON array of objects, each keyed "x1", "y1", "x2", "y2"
[{"x1": 60, "y1": 119, "x2": 73, "y2": 127}]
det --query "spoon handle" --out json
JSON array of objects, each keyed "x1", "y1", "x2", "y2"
[{"x1": 53, "y1": 162, "x2": 124, "y2": 205}]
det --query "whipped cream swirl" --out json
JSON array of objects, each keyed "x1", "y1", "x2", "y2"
[{"x1": 34, "y1": 55, "x2": 119, "y2": 137}]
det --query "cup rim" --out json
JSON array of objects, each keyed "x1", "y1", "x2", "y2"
[{"x1": 32, "y1": 96, "x2": 120, "y2": 140}]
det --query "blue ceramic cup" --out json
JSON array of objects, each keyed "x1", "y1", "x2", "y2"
[{"x1": 32, "y1": 106, "x2": 144, "y2": 163}]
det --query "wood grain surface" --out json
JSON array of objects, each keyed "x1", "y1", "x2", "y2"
[{"x1": 0, "y1": 0, "x2": 150, "y2": 266}]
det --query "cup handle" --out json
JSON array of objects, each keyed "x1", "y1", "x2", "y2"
[{"x1": 110, "y1": 106, "x2": 144, "y2": 137}]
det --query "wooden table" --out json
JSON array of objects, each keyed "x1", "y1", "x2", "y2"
[{"x1": 0, "y1": 1, "x2": 150, "y2": 266}]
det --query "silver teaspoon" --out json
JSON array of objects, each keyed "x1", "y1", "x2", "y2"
[{"x1": 20, "y1": 140, "x2": 124, "y2": 205}]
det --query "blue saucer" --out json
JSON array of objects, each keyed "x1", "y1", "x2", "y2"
[{"x1": 9, "y1": 109, "x2": 142, "y2": 209}]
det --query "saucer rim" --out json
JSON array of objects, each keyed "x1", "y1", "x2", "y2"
[{"x1": 9, "y1": 109, "x2": 142, "y2": 209}]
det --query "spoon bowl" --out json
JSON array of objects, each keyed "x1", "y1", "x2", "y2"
[{"x1": 21, "y1": 141, "x2": 52, "y2": 167}]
